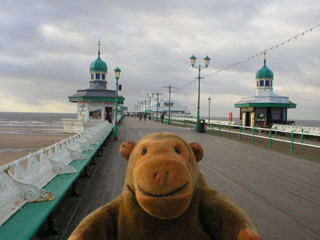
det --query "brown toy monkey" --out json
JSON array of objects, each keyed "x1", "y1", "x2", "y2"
[{"x1": 69, "y1": 132, "x2": 261, "y2": 240}]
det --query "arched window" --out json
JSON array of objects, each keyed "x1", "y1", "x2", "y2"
[
  {"x1": 265, "y1": 80, "x2": 270, "y2": 86},
  {"x1": 260, "y1": 80, "x2": 264, "y2": 86}
]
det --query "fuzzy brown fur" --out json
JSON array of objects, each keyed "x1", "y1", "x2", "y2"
[{"x1": 69, "y1": 132, "x2": 261, "y2": 240}]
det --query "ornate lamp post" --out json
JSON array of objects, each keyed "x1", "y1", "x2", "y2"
[
  {"x1": 147, "y1": 93, "x2": 154, "y2": 118},
  {"x1": 144, "y1": 100, "x2": 147, "y2": 113},
  {"x1": 190, "y1": 55, "x2": 211, "y2": 132},
  {"x1": 208, "y1": 97, "x2": 211, "y2": 123},
  {"x1": 114, "y1": 67, "x2": 121, "y2": 141},
  {"x1": 162, "y1": 84, "x2": 176, "y2": 125},
  {"x1": 156, "y1": 92, "x2": 160, "y2": 122}
]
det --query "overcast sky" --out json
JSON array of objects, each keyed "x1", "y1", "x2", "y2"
[{"x1": 0, "y1": 0, "x2": 319, "y2": 120}]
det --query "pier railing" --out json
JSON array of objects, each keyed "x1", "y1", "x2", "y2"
[
  {"x1": 158, "y1": 117, "x2": 320, "y2": 156},
  {"x1": 0, "y1": 121, "x2": 113, "y2": 230}
]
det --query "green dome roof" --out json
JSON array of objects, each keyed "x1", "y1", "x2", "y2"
[
  {"x1": 90, "y1": 51, "x2": 107, "y2": 72},
  {"x1": 256, "y1": 59, "x2": 274, "y2": 79}
]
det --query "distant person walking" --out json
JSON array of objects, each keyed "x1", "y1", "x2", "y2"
[
  {"x1": 161, "y1": 113, "x2": 165, "y2": 123},
  {"x1": 139, "y1": 113, "x2": 142, "y2": 121},
  {"x1": 144, "y1": 113, "x2": 147, "y2": 121}
]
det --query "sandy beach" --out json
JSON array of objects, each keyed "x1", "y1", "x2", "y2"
[{"x1": 0, "y1": 132, "x2": 74, "y2": 167}]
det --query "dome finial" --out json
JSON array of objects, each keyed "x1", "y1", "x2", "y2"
[
  {"x1": 263, "y1": 51, "x2": 266, "y2": 65},
  {"x1": 97, "y1": 39, "x2": 102, "y2": 56}
]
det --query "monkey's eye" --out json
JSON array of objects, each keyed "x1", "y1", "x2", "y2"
[
  {"x1": 142, "y1": 148, "x2": 147, "y2": 155},
  {"x1": 174, "y1": 147, "x2": 181, "y2": 154}
]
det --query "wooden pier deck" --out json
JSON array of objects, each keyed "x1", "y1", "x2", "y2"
[{"x1": 43, "y1": 118, "x2": 320, "y2": 240}]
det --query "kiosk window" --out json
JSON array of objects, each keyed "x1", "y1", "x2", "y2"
[{"x1": 89, "y1": 109, "x2": 101, "y2": 119}]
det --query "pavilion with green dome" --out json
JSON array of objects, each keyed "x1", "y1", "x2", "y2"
[
  {"x1": 64, "y1": 41, "x2": 125, "y2": 132},
  {"x1": 234, "y1": 54, "x2": 296, "y2": 128}
]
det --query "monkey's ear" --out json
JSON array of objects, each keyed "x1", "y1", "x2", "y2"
[
  {"x1": 189, "y1": 142, "x2": 204, "y2": 162},
  {"x1": 120, "y1": 141, "x2": 136, "y2": 160}
]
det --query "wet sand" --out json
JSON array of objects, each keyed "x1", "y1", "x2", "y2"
[{"x1": 0, "y1": 133, "x2": 74, "y2": 167}]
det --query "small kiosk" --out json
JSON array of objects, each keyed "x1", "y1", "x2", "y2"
[
  {"x1": 63, "y1": 42, "x2": 125, "y2": 133},
  {"x1": 234, "y1": 55, "x2": 296, "y2": 128}
]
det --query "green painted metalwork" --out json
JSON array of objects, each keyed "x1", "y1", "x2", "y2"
[
  {"x1": 256, "y1": 59, "x2": 274, "y2": 79},
  {"x1": 156, "y1": 93, "x2": 159, "y2": 122},
  {"x1": 269, "y1": 130, "x2": 272, "y2": 148},
  {"x1": 190, "y1": 54, "x2": 210, "y2": 132},
  {"x1": 153, "y1": 118, "x2": 320, "y2": 155},
  {"x1": 291, "y1": 131, "x2": 295, "y2": 152},
  {"x1": 0, "y1": 133, "x2": 110, "y2": 239},
  {"x1": 90, "y1": 49, "x2": 107, "y2": 72},
  {"x1": 301, "y1": 129, "x2": 304, "y2": 143},
  {"x1": 69, "y1": 96, "x2": 125, "y2": 103},
  {"x1": 234, "y1": 102, "x2": 296, "y2": 108},
  {"x1": 114, "y1": 67, "x2": 121, "y2": 140},
  {"x1": 196, "y1": 73, "x2": 201, "y2": 131},
  {"x1": 238, "y1": 126, "x2": 242, "y2": 141},
  {"x1": 252, "y1": 127, "x2": 256, "y2": 144},
  {"x1": 275, "y1": 126, "x2": 278, "y2": 138}
]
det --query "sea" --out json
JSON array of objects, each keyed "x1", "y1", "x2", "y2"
[
  {"x1": 0, "y1": 112, "x2": 77, "y2": 134},
  {"x1": 0, "y1": 112, "x2": 319, "y2": 134}
]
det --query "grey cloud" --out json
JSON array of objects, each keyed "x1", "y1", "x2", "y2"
[{"x1": 0, "y1": 0, "x2": 319, "y2": 119}]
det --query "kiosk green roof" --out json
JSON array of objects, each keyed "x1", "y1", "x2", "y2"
[
  {"x1": 90, "y1": 50, "x2": 107, "y2": 72},
  {"x1": 256, "y1": 59, "x2": 274, "y2": 79}
]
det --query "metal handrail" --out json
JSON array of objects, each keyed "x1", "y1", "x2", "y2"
[{"x1": 154, "y1": 117, "x2": 320, "y2": 153}]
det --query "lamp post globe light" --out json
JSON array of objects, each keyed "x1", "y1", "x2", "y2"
[
  {"x1": 190, "y1": 55, "x2": 211, "y2": 132},
  {"x1": 114, "y1": 67, "x2": 121, "y2": 141}
]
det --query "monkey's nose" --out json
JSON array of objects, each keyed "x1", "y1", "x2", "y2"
[{"x1": 154, "y1": 171, "x2": 169, "y2": 187}]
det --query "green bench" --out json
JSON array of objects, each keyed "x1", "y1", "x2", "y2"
[{"x1": 0, "y1": 129, "x2": 113, "y2": 240}]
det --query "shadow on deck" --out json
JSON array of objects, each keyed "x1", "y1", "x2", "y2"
[{"x1": 38, "y1": 118, "x2": 320, "y2": 240}]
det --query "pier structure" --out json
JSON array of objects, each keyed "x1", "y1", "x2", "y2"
[
  {"x1": 45, "y1": 119, "x2": 320, "y2": 240},
  {"x1": 63, "y1": 41, "x2": 125, "y2": 133},
  {"x1": 235, "y1": 54, "x2": 296, "y2": 128},
  {"x1": 147, "y1": 100, "x2": 192, "y2": 118},
  {"x1": 1, "y1": 118, "x2": 319, "y2": 240}
]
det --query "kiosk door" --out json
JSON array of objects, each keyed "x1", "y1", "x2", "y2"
[{"x1": 105, "y1": 107, "x2": 113, "y2": 123}]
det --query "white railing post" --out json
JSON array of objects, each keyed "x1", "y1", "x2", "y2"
[{"x1": 0, "y1": 121, "x2": 114, "y2": 227}]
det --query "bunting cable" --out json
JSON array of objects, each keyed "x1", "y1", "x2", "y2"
[
  {"x1": 146, "y1": 24, "x2": 320, "y2": 106},
  {"x1": 173, "y1": 23, "x2": 320, "y2": 93}
]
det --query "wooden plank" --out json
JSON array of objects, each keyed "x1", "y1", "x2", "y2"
[{"x1": 52, "y1": 118, "x2": 320, "y2": 240}]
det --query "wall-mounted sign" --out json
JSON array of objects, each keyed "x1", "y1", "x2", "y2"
[
  {"x1": 164, "y1": 102, "x2": 174, "y2": 107},
  {"x1": 241, "y1": 107, "x2": 254, "y2": 112},
  {"x1": 79, "y1": 111, "x2": 86, "y2": 120},
  {"x1": 89, "y1": 101, "x2": 102, "y2": 107},
  {"x1": 78, "y1": 104, "x2": 86, "y2": 111}
]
